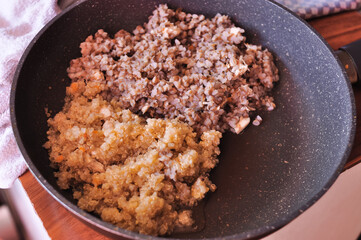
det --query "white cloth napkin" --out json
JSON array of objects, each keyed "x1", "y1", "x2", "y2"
[{"x1": 0, "y1": 0, "x2": 60, "y2": 188}]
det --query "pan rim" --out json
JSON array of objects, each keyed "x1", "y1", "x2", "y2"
[{"x1": 10, "y1": 0, "x2": 357, "y2": 239}]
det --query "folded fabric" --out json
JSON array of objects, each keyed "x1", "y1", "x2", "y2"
[
  {"x1": 0, "y1": 0, "x2": 60, "y2": 188},
  {"x1": 276, "y1": 0, "x2": 361, "y2": 19},
  {"x1": 60, "y1": 0, "x2": 361, "y2": 19}
]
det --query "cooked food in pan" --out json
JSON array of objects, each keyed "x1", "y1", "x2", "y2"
[{"x1": 44, "y1": 4, "x2": 278, "y2": 236}]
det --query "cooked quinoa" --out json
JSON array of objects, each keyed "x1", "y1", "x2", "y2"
[
  {"x1": 68, "y1": 4, "x2": 279, "y2": 134},
  {"x1": 45, "y1": 4, "x2": 279, "y2": 236},
  {"x1": 44, "y1": 85, "x2": 221, "y2": 235}
]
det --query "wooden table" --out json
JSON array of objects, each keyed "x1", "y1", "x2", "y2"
[{"x1": 19, "y1": 10, "x2": 361, "y2": 240}]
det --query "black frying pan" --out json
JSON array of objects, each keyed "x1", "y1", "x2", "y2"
[{"x1": 10, "y1": 0, "x2": 357, "y2": 239}]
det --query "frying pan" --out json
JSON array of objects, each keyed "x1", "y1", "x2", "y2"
[{"x1": 10, "y1": 0, "x2": 357, "y2": 239}]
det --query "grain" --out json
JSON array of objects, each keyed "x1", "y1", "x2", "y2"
[{"x1": 67, "y1": 4, "x2": 279, "y2": 135}]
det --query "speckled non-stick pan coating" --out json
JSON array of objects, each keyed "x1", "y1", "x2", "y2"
[{"x1": 10, "y1": 0, "x2": 356, "y2": 239}]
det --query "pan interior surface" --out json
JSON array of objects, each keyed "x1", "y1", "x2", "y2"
[{"x1": 11, "y1": 0, "x2": 355, "y2": 239}]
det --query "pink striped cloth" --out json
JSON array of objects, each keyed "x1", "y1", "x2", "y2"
[{"x1": 276, "y1": 0, "x2": 361, "y2": 19}]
